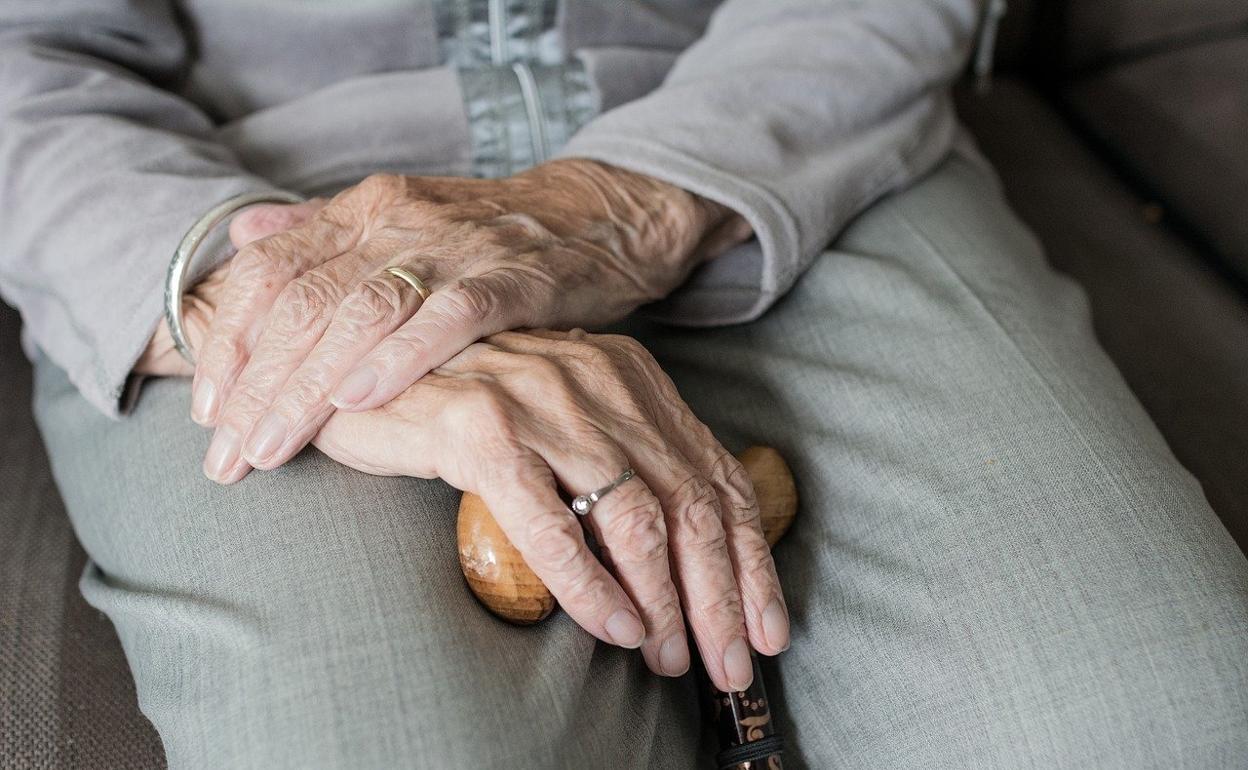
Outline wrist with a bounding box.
[533,159,748,278]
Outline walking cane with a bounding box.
[457,446,796,769]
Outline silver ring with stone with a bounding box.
[571,468,636,516]
[164,190,306,365]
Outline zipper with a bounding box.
[974,0,1007,93]
[489,0,508,65]
[512,62,550,163]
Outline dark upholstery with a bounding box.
[1063,36,1248,283]
[2,2,1247,766]
[0,306,165,769]
[1057,0,1248,71]
[957,80,1248,549]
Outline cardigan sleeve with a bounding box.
[0,0,282,416]
[560,0,982,325]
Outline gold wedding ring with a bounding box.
[384,266,433,302]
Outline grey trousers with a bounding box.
[33,153,1248,769]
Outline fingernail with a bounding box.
[659,635,690,677]
[191,379,218,425]
[723,637,754,692]
[243,413,288,466]
[605,610,645,649]
[203,427,241,482]
[762,599,791,653]
[331,367,378,409]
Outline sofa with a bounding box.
[2,1,1245,765]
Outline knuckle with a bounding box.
[439,278,495,327]
[509,353,566,392]
[605,495,668,565]
[372,332,427,371]
[568,570,616,615]
[274,273,336,332]
[282,373,329,412]
[340,278,406,326]
[648,596,685,628]
[738,538,777,581]
[451,385,517,446]
[712,453,759,528]
[220,387,269,429]
[524,512,587,574]
[691,591,745,628]
[669,476,727,551]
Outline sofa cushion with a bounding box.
[957,79,1248,551]
[1059,1,1248,71]
[1063,36,1248,288]
[0,305,165,769]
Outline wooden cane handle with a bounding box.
[457,446,797,624]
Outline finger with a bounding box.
[690,439,789,657]
[240,266,428,469]
[202,248,379,483]
[606,333,789,656]
[330,270,537,412]
[628,441,753,692]
[486,330,753,688]
[191,209,362,426]
[228,199,329,248]
[479,454,646,650]
[541,432,690,679]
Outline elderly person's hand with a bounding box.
[189,161,751,484]
[310,328,789,692]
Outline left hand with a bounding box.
[134,198,328,378]
[191,160,751,484]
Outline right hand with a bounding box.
[313,329,790,692]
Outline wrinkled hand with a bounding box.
[135,199,328,378]
[188,160,750,484]
[314,329,789,692]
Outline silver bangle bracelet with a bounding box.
[164,190,306,365]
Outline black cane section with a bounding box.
[710,652,785,770]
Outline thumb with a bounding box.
[229,198,328,248]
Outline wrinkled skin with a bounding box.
[175,159,750,486]
[316,328,789,692]
[135,162,785,691]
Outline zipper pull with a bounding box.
[974,0,1008,94]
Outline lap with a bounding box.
[627,150,1248,767]
[33,363,700,769]
[34,151,1248,768]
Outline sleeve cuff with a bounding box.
[556,132,802,327]
[105,186,294,419]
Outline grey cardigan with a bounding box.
[0,0,980,417]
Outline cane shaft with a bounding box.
[710,652,783,769]
[456,446,797,767]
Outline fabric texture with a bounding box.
[0,0,978,417]
[0,304,164,769]
[957,78,1248,550]
[1061,36,1248,286]
[30,153,1248,768]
